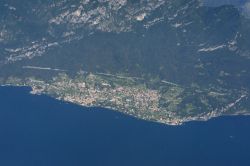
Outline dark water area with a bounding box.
[0,86,250,166]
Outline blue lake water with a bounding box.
[0,86,250,166]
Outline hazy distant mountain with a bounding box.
[1,0,250,125]
[201,0,247,7]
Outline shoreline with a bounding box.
[1,84,250,126]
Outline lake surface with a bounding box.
[0,86,250,166]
